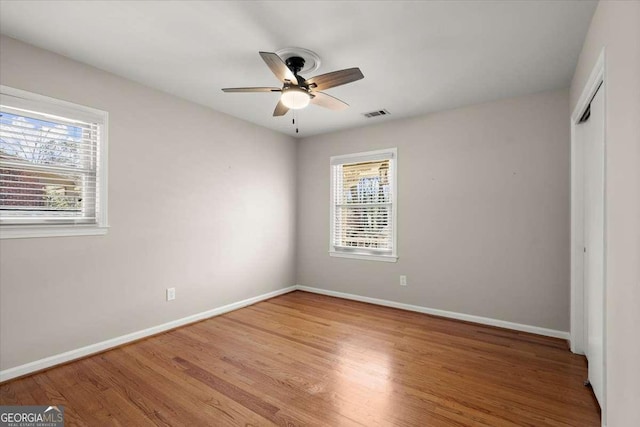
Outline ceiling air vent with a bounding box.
[363,109,390,118]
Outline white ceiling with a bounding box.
[0,1,597,138]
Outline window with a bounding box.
[330,148,397,262]
[0,86,108,239]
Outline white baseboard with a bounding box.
[1,284,571,382]
[0,286,297,383]
[296,285,571,340]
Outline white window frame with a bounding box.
[329,148,398,262]
[0,86,108,239]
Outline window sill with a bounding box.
[0,225,109,239]
[329,251,398,263]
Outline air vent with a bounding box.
[363,109,390,118]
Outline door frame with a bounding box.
[569,48,606,416]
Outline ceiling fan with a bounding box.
[222,52,364,117]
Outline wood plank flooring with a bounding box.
[0,291,600,426]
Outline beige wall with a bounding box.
[297,89,571,331]
[570,2,640,425]
[5,11,637,423]
[0,36,297,371]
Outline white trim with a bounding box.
[570,49,606,354]
[0,225,109,239]
[569,47,607,423]
[98,110,109,229]
[571,51,606,124]
[570,48,605,354]
[0,286,297,382]
[297,285,570,340]
[0,284,572,383]
[329,147,398,262]
[329,251,398,262]
[0,86,108,125]
[329,147,396,165]
[0,86,109,239]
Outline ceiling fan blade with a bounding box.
[222,87,281,93]
[305,68,364,91]
[310,92,349,111]
[273,100,289,116]
[259,51,298,85]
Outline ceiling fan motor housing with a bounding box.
[285,56,306,75]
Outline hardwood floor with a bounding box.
[0,291,600,426]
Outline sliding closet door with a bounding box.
[582,85,605,406]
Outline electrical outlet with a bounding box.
[166,287,176,301]
[400,275,407,286]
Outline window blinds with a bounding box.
[0,103,102,224]
[331,151,395,255]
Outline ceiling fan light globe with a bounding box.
[280,87,310,110]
